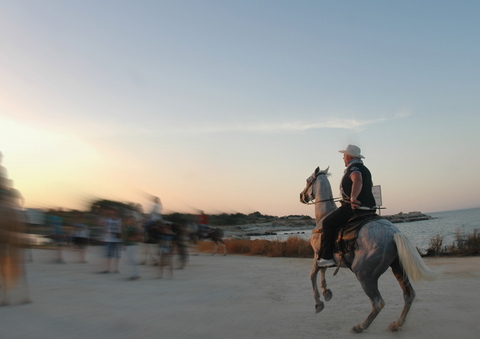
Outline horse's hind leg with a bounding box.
[351,278,385,333]
[388,259,415,331]
[211,241,218,255]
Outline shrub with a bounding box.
[426,234,444,256]
[425,229,480,257]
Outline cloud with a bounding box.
[186,110,413,134]
[186,117,390,134]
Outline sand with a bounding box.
[1,247,479,339]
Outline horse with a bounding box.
[300,166,437,333]
[0,198,31,305]
[200,225,227,256]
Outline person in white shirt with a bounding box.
[101,208,122,273]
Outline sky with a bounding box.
[1,1,479,217]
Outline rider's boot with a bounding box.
[316,257,335,267]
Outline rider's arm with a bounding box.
[350,171,363,209]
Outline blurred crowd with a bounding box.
[0,151,218,306]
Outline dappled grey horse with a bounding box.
[300,167,437,333]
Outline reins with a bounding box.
[301,172,376,209]
[304,197,343,205]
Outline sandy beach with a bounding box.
[1,247,479,339]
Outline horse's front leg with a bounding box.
[310,263,324,313]
[319,267,332,301]
[311,263,332,313]
[220,241,227,256]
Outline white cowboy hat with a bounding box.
[339,144,364,158]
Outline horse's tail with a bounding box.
[394,233,438,282]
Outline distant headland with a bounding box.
[383,211,433,223]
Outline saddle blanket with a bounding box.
[335,213,381,253]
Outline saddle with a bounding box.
[333,213,382,269]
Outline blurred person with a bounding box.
[100,208,122,273]
[7,179,24,209]
[139,196,162,266]
[144,196,162,230]
[6,180,32,262]
[158,224,174,279]
[72,212,90,263]
[48,212,66,263]
[0,155,31,304]
[197,210,210,239]
[0,188,31,305]
[0,151,8,192]
[198,210,209,225]
[123,215,142,280]
[174,223,189,269]
[138,235,159,266]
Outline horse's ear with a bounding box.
[315,166,320,175]
[325,166,330,173]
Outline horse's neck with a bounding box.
[314,177,337,228]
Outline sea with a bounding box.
[250,207,480,253]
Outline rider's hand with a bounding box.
[350,197,361,209]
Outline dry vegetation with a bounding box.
[197,229,480,258]
[197,237,314,258]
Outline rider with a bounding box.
[197,210,212,239]
[144,196,163,228]
[317,145,377,267]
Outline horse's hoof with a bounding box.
[350,324,364,333]
[323,289,332,301]
[315,302,324,313]
[21,299,32,305]
[388,322,400,332]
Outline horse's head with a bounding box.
[299,166,330,204]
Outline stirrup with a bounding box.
[316,258,335,267]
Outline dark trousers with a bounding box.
[320,204,373,259]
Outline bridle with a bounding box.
[300,172,342,205]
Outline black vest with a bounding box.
[341,162,376,208]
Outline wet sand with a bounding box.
[1,247,479,338]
